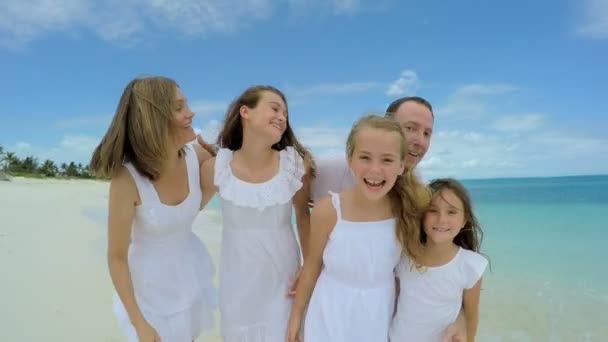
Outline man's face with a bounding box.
[392,101,434,168]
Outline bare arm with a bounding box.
[196,134,217,157]
[463,279,482,342]
[286,197,336,341]
[443,307,468,342]
[293,172,312,261]
[199,157,218,210]
[106,167,146,327]
[193,143,213,167]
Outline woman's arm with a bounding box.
[106,167,146,328]
[293,172,312,260]
[285,197,336,342]
[463,278,482,342]
[193,143,213,167]
[199,157,218,210]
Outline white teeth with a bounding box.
[364,179,384,186]
[433,227,449,232]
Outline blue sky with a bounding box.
[1,0,607,179]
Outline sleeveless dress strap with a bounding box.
[123,163,155,205]
[329,191,343,221]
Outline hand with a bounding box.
[443,321,466,342]
[196,134,217,157]
[285,315,302,342]
[135,320,161,342]
[287,267,302,297]
[307,199,314,209]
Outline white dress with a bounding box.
[303,192,401,342]
[389,248,488,342]
[113,144,217,342]
[214,146,305,342]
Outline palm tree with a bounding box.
[39,160,58,177]
[0,144,7,180]
[0,144,5,169]
[60,163,68,176]
[66,161,79,177]
[21,156,39,173]
[5,152,20,172]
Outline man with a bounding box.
[311,96,433,200]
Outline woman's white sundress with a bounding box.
[303,192,401,342]
[214,146,306,342]
[112,144,217,342]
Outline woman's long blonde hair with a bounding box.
[346,114,431,261]
[90,76,181,180]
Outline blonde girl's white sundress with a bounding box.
[303,191,401,342]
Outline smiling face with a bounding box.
[348,126,405,201]
[171,87,196,146]
[423,189,467,245]
[240,90,288,144]
[392,101,433,167]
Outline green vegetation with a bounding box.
[0,144,93,179]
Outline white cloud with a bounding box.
[291,82,379,101]
[436,83,518,119]
[196,119,222,143]
[532,131,608,157]
[53,115,111,129]
[295,126,349,150]
[0,0,89,49]
[577,0,608,39]
[60,135,99,152]
[454,83,518,96]
[492,114,545,132]
[287,0,367,15]
[386,70,419,96]
[14,142,32,151]
[0,0,380,49]
[190,101,228,116]
[5,135,100,165]
[417,127,608,179]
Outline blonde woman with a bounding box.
[90,76,217,342]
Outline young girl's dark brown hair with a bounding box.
[425,178,483,252]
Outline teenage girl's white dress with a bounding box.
[112,144,217,342]
[303,192,401,342]
[214,146,305,342]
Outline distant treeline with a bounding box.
[0,144,93,179]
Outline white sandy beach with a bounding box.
[0,177,222,342]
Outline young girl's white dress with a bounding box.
[214,146,305,342]
[303,192,401,342]
[112,144,217,342]
[389,247,488,342]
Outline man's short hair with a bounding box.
[385,96,434,119]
